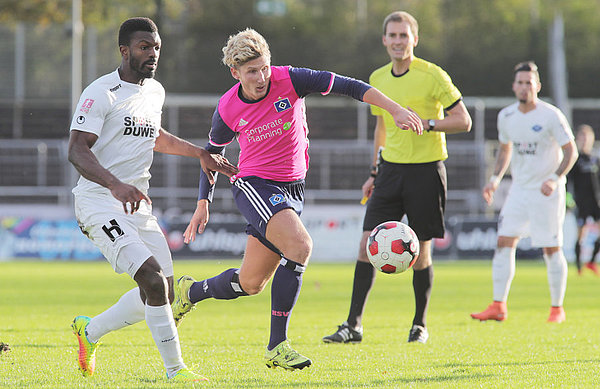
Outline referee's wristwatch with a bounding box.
[427,119,436,132]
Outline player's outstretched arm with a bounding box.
[68,130,151,214]
[361,88,423,134]
[426,102,472,134]
[154,128,238,183]
[183,200,210,243]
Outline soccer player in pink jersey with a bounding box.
[172,28,423,370]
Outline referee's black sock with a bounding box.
[592,239,600,263]
[412,265,433,328]
[575,241,582,271]
[347,261,376,329]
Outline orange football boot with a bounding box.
[547,306,566,323]
[585,262,600,276]
[470,301,507,322]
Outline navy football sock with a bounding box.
[268,258,305,350]
[188,268,247,303]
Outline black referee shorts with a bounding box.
[362,159,447,241]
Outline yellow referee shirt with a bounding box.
[370,57,462,163]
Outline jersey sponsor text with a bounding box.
[245,118,286,143]
[123,116,158,137]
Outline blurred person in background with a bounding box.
[471,61,577,324]
[170,27,423,370]
[323,10,471,345]
[567,124,600,275]
[67,17,237,382]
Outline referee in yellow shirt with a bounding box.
[324,11,472,344]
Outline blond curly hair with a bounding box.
[222,28,271,68]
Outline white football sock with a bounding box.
[544,250,568,306]
[145,304,186,378]
[86,287,145,343]
[492,246,516,302]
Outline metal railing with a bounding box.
[0,137,487,216]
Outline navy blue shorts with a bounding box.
[231,176,305,254]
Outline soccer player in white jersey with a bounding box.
[67,17,237,382]
[471,61,577,323]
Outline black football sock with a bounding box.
[188,268,247,303]
[347,261,376,329]
[592,239,600,263]
[412,266,433,327]
[268,258,305,350]
[575,241,582,271]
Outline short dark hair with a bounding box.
[118,17,158,46]
[382,11,418,37]
[514,61,540,83]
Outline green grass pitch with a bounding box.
[1,259,599,388]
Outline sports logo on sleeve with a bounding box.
[274,97,291,113]
[80,99,95,113]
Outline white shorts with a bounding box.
[497,184,566,247]
[74,193,173,278]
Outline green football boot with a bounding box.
[169,367,209,382]
[71,315,100,377]
[172,275,197,327]
[264,340,312,370]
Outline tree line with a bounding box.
[2,0,599,97]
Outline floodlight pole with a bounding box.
[548,11,571,124]
[71,0,83,117]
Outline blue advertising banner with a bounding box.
[0,206,578,262]
[0,217,102,260]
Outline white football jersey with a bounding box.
[70,69,165,196]
[497,100,574,189]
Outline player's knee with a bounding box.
[242,283,265,296]
[286,236,312,264]
[146,272,168,294]
[239,277,266,296]
[412,254,431,270]
[543,246,561,256]
[136,268,168,303]
[358,232,370,261]
[497,236,518,248]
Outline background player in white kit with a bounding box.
[67,17,237,382]
[471,61,577,324]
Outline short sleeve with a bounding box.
[432,66,462,110]
[550,108,574,146]
[369,72,384,117]
[497,109,510,144]
[70,85,111,136]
